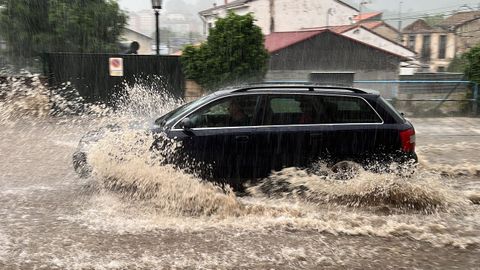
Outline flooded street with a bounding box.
[0,116,479,269]
[1,0,480,268]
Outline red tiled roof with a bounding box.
[302,22,384,34]
[359,21,384,29]
[301,25,356,34]
[264,30,327,53]
[354,12,382,22]
[329,25,357,33]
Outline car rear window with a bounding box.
[263,94,382,125]
[322,96,382,124]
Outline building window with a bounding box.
[438,35,447,59]
[408,35,416,50]
[421,35,431,61]
[437,66,446,72]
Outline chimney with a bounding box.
[213,3,217,7]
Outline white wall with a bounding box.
[273,0,357,32]
[342,27,416,58]
[202,0,358,35]
[122,30,153,55]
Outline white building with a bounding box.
[199,0,359,35]
[120,28,153,55]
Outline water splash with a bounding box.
[2,75,480,251]
[250,167,470,212]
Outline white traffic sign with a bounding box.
[109,57,124,77]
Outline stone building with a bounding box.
[402,11,480,72]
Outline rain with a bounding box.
[1,0,480,269]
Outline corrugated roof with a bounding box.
[354,12,382,22]
[438,11,480,28]
[264,29,409,60]
[265,30,327,53]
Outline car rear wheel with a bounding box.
[331,161,363,180]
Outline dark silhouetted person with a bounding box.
[228,99,248,126]
[298,99,315,124]
[125,41,140,54]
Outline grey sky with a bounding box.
[118,0,480,19]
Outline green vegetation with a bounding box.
[0,0,127,66]
[422,14,444,27]
[463,45,480,83]
[448,44,480,83]
[181,13,269,89]
[447,55,468,73]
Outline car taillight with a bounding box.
[399,128,416,152]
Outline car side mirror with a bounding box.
[180,117,194,130]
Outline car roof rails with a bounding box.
[232,83,368,94]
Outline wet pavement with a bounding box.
[0,117,479,269]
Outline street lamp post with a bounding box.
[151,0,163,55]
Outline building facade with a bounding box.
[353,12,400,42]
[265,30,408,98]
[402,11,480,72]
[199,0,359,35]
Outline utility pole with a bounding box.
[398,1,403,43]
[358,1,369,24]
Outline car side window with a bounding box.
[263,95,322,125]
[262,94,382,125]
[179,95,259,128]
[320,96,382,123]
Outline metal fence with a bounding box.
[42,53,185,105]
[354,80,479,116]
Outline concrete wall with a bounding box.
[395,73,470,115]
[343,27,415,58]
[266,70,398,98]
[273,0,357,33]
[184,80,205,102]
[202,0,358,35]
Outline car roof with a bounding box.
[213,83,380,97]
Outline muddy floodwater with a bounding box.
[1,101,480,269]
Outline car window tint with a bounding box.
[321,96,382,123]
[180,95,259,128]
[263,95,320,125]
[270,98,302,113]
[262,94,382,125]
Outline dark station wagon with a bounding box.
[74,84,417,189]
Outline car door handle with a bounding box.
[235,135,249,142]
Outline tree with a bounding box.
[422,14,444,27]
[0,0,127,60]
[447,55,468,73]
[463,45,480,83]
[181,13,269,89]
